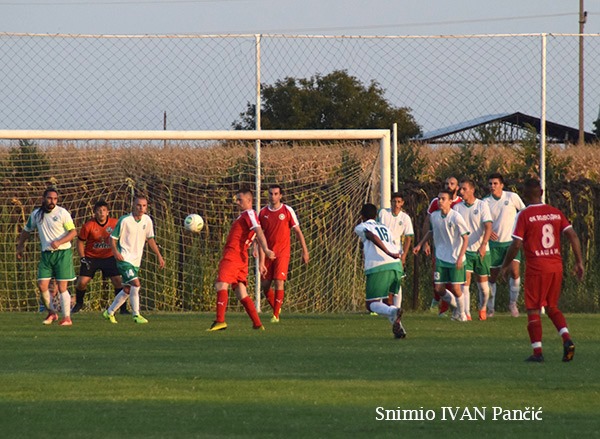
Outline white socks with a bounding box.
[393,286,402,308]
[441,291,457,308]
[477,281,490,310]
[108,289,129,315]
[488,282,497,312]
[129,286,141,315]
[41,290,56,313]
[60,291,71,318]
[509,277,521,304]
[461,285,471,316]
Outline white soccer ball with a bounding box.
[184,214,204,233]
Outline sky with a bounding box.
[1,0,600,36]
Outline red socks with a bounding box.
[274,290,284,318]
[266,288,275,310]
[527,313,543,356]
[216,290,228,323]
[241,296,262,327]
[546,307,570,342]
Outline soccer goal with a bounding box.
[0,129,390,313]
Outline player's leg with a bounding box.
[234,281,263,330]
[523,274,544,362]
[73,275,92,313]
[461,254,475,321]
[508,258,522,317]
[38,271,59,324]
[475,251,491,320]
[207,280,230,331]
[105,257,129,315]
[365,270,404,337]
[54,250,76,325]
[126,278,147,324]
[272,279,285,322]
[542,271,575,361]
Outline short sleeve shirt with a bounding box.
[221,209,261,263]
[377,209,414,251]
[24,206,75,252]
[258,204,299,258]
[453,199,492,252]
[79,217,118,259]
[484,191,526,244]
[429,209,470,264]
[354,219,402,274]
[111,213,155,267]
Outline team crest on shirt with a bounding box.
[279,213,285,220]
[143,225,146,229]
[52,216,59,222]
[474,209,479,215]
[504,200,509,205]
[106,227,113,233]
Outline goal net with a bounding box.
[0,129,389,313]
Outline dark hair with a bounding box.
[360,203,378,220]
[438,189,453,198]
[391,192,404,200]
[488,173,504,184]
[524,178,541,190]
[460,178,476,189]
[93,199,109,211]
[238,187,254,198]
[37,187,58,222]
[269,184,283,194]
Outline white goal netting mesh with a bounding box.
[1,139,380,313]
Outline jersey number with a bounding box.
[374,226,390,243]
[541,224,555,249]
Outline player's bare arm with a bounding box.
[564,227,585,280]
[500,238,522,277]
[254,227,276,260]
[110,236,124,262]
[147,238,165,269]
[479,221,492,258]
[413,230,432,255]
[50,229,77,250]
[364,230,400,259]
[456,233,469,270]
[293,226,310,264]
[16,229,31,260]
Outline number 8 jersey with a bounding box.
[511,203,572,274]
[354,219,402,274]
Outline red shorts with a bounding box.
[262,255,290,281]
[216,257,248,286]
[524,270,563,310]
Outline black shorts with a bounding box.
[79,256,120,279]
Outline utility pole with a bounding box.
[579,0,587,145]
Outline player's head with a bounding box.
[437,189,453,212]
[390,192,405,213]
[132,195,148,218]
[523,178,543,204]
[41,187,58,212]
[459,178,476,202]
[444,177,459,197]
[268,184,283,207]
[93,199,110,222]
[488,173,505,197]
[37,187,58,221]
[360,203,378,221]
[236,188,254,211]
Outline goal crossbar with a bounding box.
[0,129,391,207]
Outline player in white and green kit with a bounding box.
[16,188,77,326]
[377,192,414,308]
[102,195,165,324]
[483,173,525,317]
[414,190,470,321]
[355,203,406,338]
[454,179,493,321]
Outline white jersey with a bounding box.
[453,199,492,252]
[483,191,525,244]
[429,209,470,264]
[377,208,414,251]
[111,213,155,267]
[354,219,402,274]
[24,206,75,252]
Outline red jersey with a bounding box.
[512,203,572,274]
[78,217,118,259]
[427,196,463,214]
[221,209,260,263]
[258,204,300,258]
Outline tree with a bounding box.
[233,70,421,141]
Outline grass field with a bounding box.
[1,311,599,438]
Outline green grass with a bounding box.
[1,312,599,438]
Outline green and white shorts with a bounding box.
[116,261,140,284]
[464,250,491,276]
[434,258,466,284]
[38,249,76,281]
[365,269,403,301]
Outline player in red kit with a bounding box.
[258,184,309,323]
[207,188,276,331]
[501,179,584,363]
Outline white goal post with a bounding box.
[1,129,391,313]
[0,129,391,207]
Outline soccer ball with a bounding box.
[184,214,204,233]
